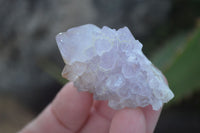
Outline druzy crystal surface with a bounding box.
[56,24,174,110]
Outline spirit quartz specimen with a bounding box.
[56,24,174,110]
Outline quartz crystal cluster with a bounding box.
[56,24,174,110]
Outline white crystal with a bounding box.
[56,24,174,110]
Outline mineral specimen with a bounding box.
[56,24,174,110]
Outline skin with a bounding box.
[19,82,162,133]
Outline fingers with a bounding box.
[94,101,117,121]
[51,82,93,132]
[20,105,72,133]
[109,108,146,133]
[20,82,93,133]
[20,82,162,133]
[141,105,162,133]
[80,101,116,133]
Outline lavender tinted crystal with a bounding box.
[56,24,174,110]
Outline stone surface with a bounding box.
[0,0,97,109]
[56,24,174,110]
[93,0,171,38]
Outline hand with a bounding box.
[20,82,161,133]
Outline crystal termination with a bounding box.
[56,24,174,110]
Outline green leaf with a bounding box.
[151,26,200,103]
[37,60,68,85]
[151,33,187,71]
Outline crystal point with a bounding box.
[56,24,174,110]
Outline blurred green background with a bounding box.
[0,0,200,132]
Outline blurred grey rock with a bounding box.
[0,0,97,109]
[93,0,171,38]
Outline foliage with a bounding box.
[151,25,200,103]
[38,60,68,85]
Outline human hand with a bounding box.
[20,82,161,133]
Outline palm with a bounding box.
[20,83,161,133]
